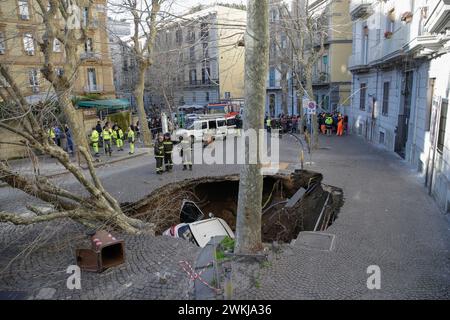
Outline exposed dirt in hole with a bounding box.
[124,170,344,243]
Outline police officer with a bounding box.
[154,134,165,174]
[266,117,272,133]
[127,125,135,155]
[102,124,112,156]
[163,132,173,172]
[90,127,100,157]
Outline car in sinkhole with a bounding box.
[162,200,235,248]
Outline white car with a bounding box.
[163,200,235,247]
[175,117,234,143]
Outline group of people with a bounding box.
[90,121,138,157]
[265,114,302,134]
[153,133,193,174]
[48,124,74,154]
[318,112,348,136]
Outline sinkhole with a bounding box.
[125,170,344,243]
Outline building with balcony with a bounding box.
[107,18,138,109]
[348,0,450,212]
[0,0,115,100]
[146,5,246,109]
[291,0,353,113]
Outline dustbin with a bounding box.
[76,230,125,272]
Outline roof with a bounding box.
[76,99,130,110]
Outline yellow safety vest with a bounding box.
[102,129,111,140]
[91,130,99,142]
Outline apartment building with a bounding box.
[0,0,115,100]
[146,5,246,108]
[348,0,450,211]
[107,18,137,107]
[266,0,295,116]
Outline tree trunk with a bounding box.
[135,64,152,147]
[235,0,269,254]
[304,66,319,148]
[280,70,289,115]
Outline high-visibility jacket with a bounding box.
[127,129,135,143]
[180,139,191,151]
[325,117,333,125]
[266,119,272,127]
[48,128,56,139]
[102,129,111,140]
[90,130,99,142]
[112,128,124,140]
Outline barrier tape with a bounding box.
[179,260,221,293]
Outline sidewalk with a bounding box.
[3,143,152,179]
[236,134,450,299]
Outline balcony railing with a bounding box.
[424,0,450,33]
[350,0,373,20]
[84,85,103,93]
[80,52,101,61]
[312,72,329,84]
[183,79,219,87]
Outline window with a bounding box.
[208,120,217,129]
[217,120,225,127]
[175,28,182,43]
[85,38,93,52]
[205,92,210,102]
[190,46,195,61]
[269,67,276,87]
[437,99,449,153]
[82,7,89,27]
[387,9,395,33]
[189,69,197,84]
[201,66,210,84]
[193,92,196,102]
[201,122,208,130]
[202,42,208,58]
[224,92,231,99]
[270,9,278,22]
[382,82,390,116]
[359,83,367,110]
[0,31,5,54]
[18,0,30,20]
[87,68,97,90]
[23,33,34,55]
[200,23,209,40]
[379,131,385,144]
[362,26,369,64]
[187,28,195,43]
[29,69,39,86]
[281,34,287,49]
[53,39,61,52]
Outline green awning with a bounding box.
[76,99,130,111]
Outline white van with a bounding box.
[175,117,228,143]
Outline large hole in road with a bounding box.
[124,170,344,243]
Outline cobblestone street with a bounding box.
[0,134,449,299]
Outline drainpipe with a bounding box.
[411,62,421,163]
[429,97,442,196]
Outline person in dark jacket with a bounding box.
[163,132,174,172]
[154,134,165,174]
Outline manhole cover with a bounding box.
[293,231,335,251]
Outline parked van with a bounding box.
[175,117,229,143]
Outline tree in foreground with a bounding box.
[234,0,269,255]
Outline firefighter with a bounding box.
[179,134,192,171]
[112,125,124,151]
[90,127,100,157]
[102,124,112,156]
[127,125,135,155]
[163,132,173,172]
[154,134,165,174]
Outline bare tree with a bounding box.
[235,0,269,254]
[278,0,328,146]
[121,0,164,147]
[0,1,152,233]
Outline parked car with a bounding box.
[174,117,230,143]
[163,200,235,247]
